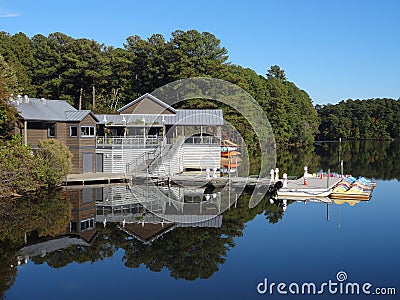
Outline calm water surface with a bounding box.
[1,141,399,299]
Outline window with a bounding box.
[80,218,94,231]
[70,221,78,232]
[70,126,78,137]
[81,125,95,137]
[48,123,56,137]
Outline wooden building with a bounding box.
[12,96,99,174]
[12,93,223,176]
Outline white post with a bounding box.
[235,155,238,177]
[24,120,28,146]
[304,166,308,186]
[212,167,218,178]
[142,116,146,148]
[275,168,279,181]
[270,169,275,184]
[283,173,288,187]
[206,168,211,179]
[340,160,344,177]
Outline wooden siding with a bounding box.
[23,113,98,174]
[79,115,97,147]
[96,148,151,173]
[25,127,48,147]
[119,97,174,115]
[183,144,221,170]
[56,122,67,145]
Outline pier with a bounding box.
[64,172,342,193]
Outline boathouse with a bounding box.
[96,93,223,175]
[12,96,99,174]
[12,93,223,175]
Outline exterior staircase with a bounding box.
[125,137,184,179]
[148,137,185,177]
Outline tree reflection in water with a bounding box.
[0,141,397,298]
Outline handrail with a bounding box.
[125,143,163,177]
[184,136,221,145]
[96,136,162,148]
[148,137,185,174]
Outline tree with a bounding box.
[0,136,39,197]
[36,139,72,187]
[267,65,286,81]
[0,55,20,140]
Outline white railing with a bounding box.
[96,136,163,148]
[184,136,221,145]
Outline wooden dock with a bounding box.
[64,172,128,185]
[63,172,343,198]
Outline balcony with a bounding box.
[96,136,163,149]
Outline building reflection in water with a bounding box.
[19,183,234,261]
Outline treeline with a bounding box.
[0,30,319,146]
[316,98,400,140]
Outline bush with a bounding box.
[0,136,39,196]
[36,139,72,187]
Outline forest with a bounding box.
[0,29,399,147]
[0,30,319,147]
[316,98,400,140]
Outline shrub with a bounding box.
[36,139,72,187]
[0,136,39,196]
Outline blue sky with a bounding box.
[1,0,399,104]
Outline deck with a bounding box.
[64,172,128,185]
[64,172,343,196]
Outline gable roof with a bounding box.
[13,98,99,122]
[117,93,177,114]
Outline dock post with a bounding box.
[282,173,288,187]
[327,168,330,188]
[326,204,330,221]
[340,160,344,177]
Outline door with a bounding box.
[96,153,103,173]
[82,153,94,173]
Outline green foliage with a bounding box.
[317,98,400,140]
[267,65,287,81]
[0,137,72,196]
[0,30,319,146]
[0,54,20,140]
[0,136,39,197]
[36,139,72,187]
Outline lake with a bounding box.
[1,141,399,299]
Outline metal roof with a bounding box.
[117,93,177,114]
[65,110,97,122]
[13,98,99,122]
[176,109,223,125]
[97,109,223,126]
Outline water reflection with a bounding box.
[1,141,397,299]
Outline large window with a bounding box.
[48,123,56,137]
[81,125,95,137]
[70,126,78,137]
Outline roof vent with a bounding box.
[23,95,30,103]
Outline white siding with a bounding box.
[96,148,152,173]
[183,145,220,170]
